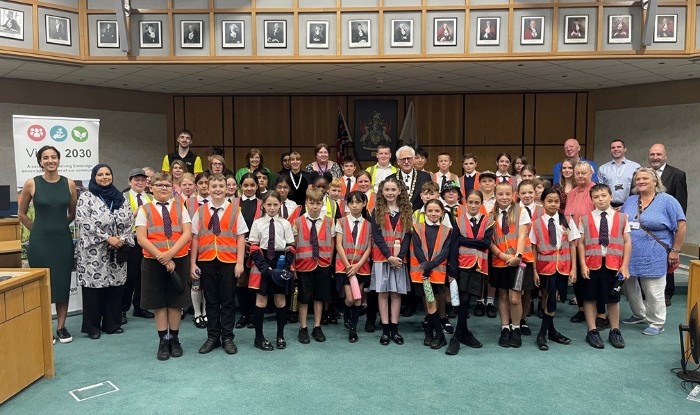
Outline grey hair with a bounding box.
[573,160,594,174]
[396,145,416,158]
[631,167,666,194]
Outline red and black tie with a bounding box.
[208,207,221,236]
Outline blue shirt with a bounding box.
[597,158,641,204]
[552,157,597,184]
[620,192,685,277]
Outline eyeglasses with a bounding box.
[398,157,414,163]
[210,162,223,167]
[153,184,173,189]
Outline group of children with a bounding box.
[134,149,631,361]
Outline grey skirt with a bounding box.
[370,262,410,294]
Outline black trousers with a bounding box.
[665,272,675,298]
[199,259,237,340]
[82,285,124,335]
[122,242,144,312]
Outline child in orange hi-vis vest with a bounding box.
[517,179,545,337]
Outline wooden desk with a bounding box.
[689,261,700,365]
[0,268,54,404]
[0,219,21,268]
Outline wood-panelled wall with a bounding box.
[169,92,593,177]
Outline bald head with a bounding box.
[564,139,581,159]
[649,144,667,170]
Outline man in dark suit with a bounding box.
[267,22,284,43]
[352,22,368,44]
[101,22,117,44]
[649,143,687,306]
[395,145,431,211]
[394,22,410,43]
[184,24,200,44]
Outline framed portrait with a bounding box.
[564,15,588,44]
[181,20,203,48]
[140,21,162,48]
[222,20,244,48]
[264,20,286,48]
[434,18,456,46]
[96,20,119,48]
[520,16,544,45]
[609,15,631,44]
[349,19,371,48]
[476,17,499,46]
[307,20,329,49]
[45,15,71,46]
[391,19,412,47]
[0,8,23,40]
[654,14,677,43]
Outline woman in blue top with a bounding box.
[619,167,685,336]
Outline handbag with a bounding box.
[638,203,679,273]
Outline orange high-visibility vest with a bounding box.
[532,216,571,275]
[433,172,458,188]
[371,212,407,262]
[365,191,375,212]
[457,214,493,275]
[491,207,534,267]
[196,203,241,263]
[581,211,627,271]
[409,222,449,284]
[294,215,333,272]
[478,200,495,216]
[142,201,190,258]
[335,217,371,276]
[459,172,480,195]
[341,177,358,196]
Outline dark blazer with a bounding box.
[396,169,431,211]
[660,164,687,214]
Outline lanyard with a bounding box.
[611,161,626,184]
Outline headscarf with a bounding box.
[278,152,291,175]
[89,164,125,211]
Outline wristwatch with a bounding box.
[516,253,523,259]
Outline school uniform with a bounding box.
[341,175,357,197]
[489,206,535,291]
[459,172,479,195]
[433,172,458,192]
[520,201,544,223]
[293,213,335,304]
[410,220,451,297]
[370,209,411,294]
[280,198,298,220]
[455,212,494,298]
[122,189,153,317]
[481,194,496,215]
[191,200,248,342]
[335,215,371,285]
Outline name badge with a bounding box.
[629,222,640,230]
[615,184,624,190]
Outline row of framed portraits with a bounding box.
[0,8,74,46]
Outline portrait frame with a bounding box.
[264,20,287,48]
[608,15,632,44]
[0,8,24,40]
[520,16,544,45]
[434,18,457,47]
[96,20,119,48]
[222,20,245,48]
[181,20,203,48]
[391,19,413,47]
[564,15,588,44]
[45,15,71,46]
[348,19,371,48]
[476,17,499,46]
[140,20,162,49]
[307,20,329,49]
[654,14,677,43]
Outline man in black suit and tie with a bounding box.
[352,22,368,44]
[395,145,431,211]
[649,143,687,306]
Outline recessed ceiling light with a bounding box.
[79,78,84,81]
[376,86,380,89]
[598,84,603,86]
[517,64,524,67]
[198,78,203,81]
[659,62,665,65]
[688,74,693,77]
[379,66,386,68]
[268,87,273,90]
[562,75,567,78]
[110,67,116,70]
[438,76,443,79]
[161,88,166,90]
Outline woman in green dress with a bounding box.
[18,145,77,344]
[235,148,273,185]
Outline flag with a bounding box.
[336,106,352,164]
[399,100,417,148]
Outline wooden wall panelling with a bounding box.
[533,145,565,177]
[575,92,588,146]
[408,95,464,147]
[586,95,595,160]
[172,96,185,153]
[465,94,523,145]
[234,146,291,175]
[234,96,291,147]
[534,93,577,145]
[470,146,526,173]
[0,293,5,323]
[523,93,535,145]
[184,96,224,147]
[347,95,405,147]
[225,147,235,172]
[290,96,347,147]
[423,145,464,176]
[223,96,234,147]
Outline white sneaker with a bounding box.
[56,327,73,343]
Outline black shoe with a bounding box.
[596,317,611,331]
[194,316,207,329]
[424,333,434,346]
[56,327,73,344]
[520,319,531,336]
[364,317,376,333]
[486,303,497,318]
[349,328,358,343]
[276,337,286,350]
[379,334,390,346]
[510,328,522,348]
[312,326,326,342]
[548,331,571,345]
[235,315,248,329]
[246,316,255,329]
[288,312,298,324]
[430,335,447,349]
[498,328,511,348]
[222,339,238,354]
[199,338,222,354]
[446,306,457,319]
[88,332,101,340]
[459,331,483,348]
[474,302,485,317]
[570,310,585,323]
[254,338,274,351]
[170,338,183,357]
[401,305,414,318]
[527,302,534,317]
[537,334,549,351]
[665,296,671,307]
[320,313,329,326]
[445,337,460,355]
[537,305,544,319]
[298,327,310,344]
[157,339,170,361]
[121,312,127,325]
[609,328,625,349]
[586,329,605,349]
[113,328,124,334]
[328,314,339,325]
[133,309,154,319]
[392,332,404,345]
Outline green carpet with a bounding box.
[2,297,699,414]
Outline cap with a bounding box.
[128,168,147,179]
[479,170,497,181]
[440,180,462,197]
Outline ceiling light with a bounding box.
[198,78,203,81]
[562,75,567,78]
[317,78,322,80]
[379,66,385,68]
[658,62,665,65]
[110,67,116,70]
[438,76,443,79]
[485,85,490,88]
[79,78,84,81]
[517,64,524,67]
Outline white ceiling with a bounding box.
[1,56,699,94]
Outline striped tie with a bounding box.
[283,203,288,219]
[136,193,143,207]
[548,218,557,247]
[352,220,359,244]
[157,202,172,239]
[208,207,221,236]
[599,212,609,247]
[267,218,275,260]
[309,219,319,260]
[501,210,509,235]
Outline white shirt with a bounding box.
[482,194,496,214]
[281,198,298,217]
[578,207,631,256]
[437,172,452,191]
[497,205,530,228]
[529,213,580,248]
[190,200,249,236]
[135,199,192,227]
[519,201,537,218]
[656,163,667,178]
[196,195,209,205]
[415,206,453,228]
[370,164,396,192]
[249,214,295,251]
[496,173,512,182]
[240,194,257,202]
[463,172,476,178]
[335,215,365,235]
[294,213,336,238]
[399,169,413,187]
[343,175,356,188]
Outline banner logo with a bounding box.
[27,125,46,141]
[50,125,68,142]
[71,126,89,142]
